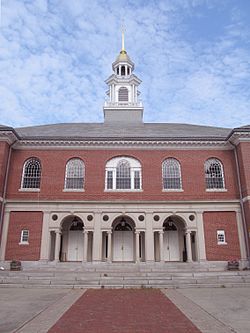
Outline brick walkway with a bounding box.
[48,289,201,333]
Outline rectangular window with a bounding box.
[217,230,226,244]
[107,171,113,190]
[20,230,29,244]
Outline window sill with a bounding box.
[206,189,227,192]
[217,242,227,245]
[104,189,143,192]
[63,189,85,192]
[162,189,184,192]
[19,188,40,192]
[19,242,29,245]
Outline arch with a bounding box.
[162,158,182,190]
[21,157,41,189]
[205,158,225,189]
[61,215,84,230]
[118,87,128,101]
[112,215,135,230]
[64,158,85,189]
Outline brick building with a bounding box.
[0,41,250,268]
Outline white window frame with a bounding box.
[64,158,85,191]
[20,158,41,191]
[105,157,142,191]
[205,158,226,191]
[19,229,29,245]
[217,230,227,245]
[162,158,183,191]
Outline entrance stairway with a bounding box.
[0,262,250,289]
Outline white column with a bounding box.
[109,86,112,102]
[82,230,88,263]
[145,213,154,262]
[119,65,121,76]
[125,66,128,76]
[107,230,112,262]
[54,229,62,262]
[185,230,193,262]
[236,210,247,261]
[92,213,102,262]
[135,230,140,263]
[135,86,138,102]
[159,230,164,262]
[132,85,135,103]
[112,84,115,102]
[40,212,50,261]
[0,211,10,261]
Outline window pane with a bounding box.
[205,159,225,189]
[163,159,181,189]
[22,158,41,189]
[107,171,113,190]
[134,170,141,189]
[65,159,84,189]
[116,160,131,189]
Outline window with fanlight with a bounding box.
[205,158,225,190]
[105,156,142,191]
[64,158,85,190]
[162,158,182,190]
[21,158,41,189]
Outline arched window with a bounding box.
[21,158,41,189]
[65,158,85,190]
[162,158,182,190]
[105,157,141,190]
[118,87,128,102]
[205,158,225,189]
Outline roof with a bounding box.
[14,123,232,141]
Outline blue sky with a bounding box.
[0,0,250,128]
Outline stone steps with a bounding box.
[1,268,250,289]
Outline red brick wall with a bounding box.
[243,201,250,241]
[0,142,10,197]
[203,211,241,261]
[5,211,43,261]
[6,149,239,201]
[236,142,250,198]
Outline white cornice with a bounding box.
[0,131,18,145]
[228,132,250,145]
[13,139,232,150]
[242,196,250,203]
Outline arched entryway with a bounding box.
[61,216,85,262]
[112,216,135,262]
[162,217,183,261]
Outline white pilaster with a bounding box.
[145,213,154,262]
[107,230,112,262]
[54,229,61,262]
[196,212,206,261]
[135,230,140,263]
[39,212,50,261]
[185,230,193,262]
[82,230,88,262]
[159,230,164,262]
[0,211,10,261]
[236,210,247,260]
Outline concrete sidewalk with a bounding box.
[0,287,249,333]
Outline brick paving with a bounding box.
[48,289,201,333]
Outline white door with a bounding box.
[113,231,134,261]
[163,231,180,261]
[68,231,84,261]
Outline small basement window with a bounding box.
[20,230,29,244]
[217,230,226,245]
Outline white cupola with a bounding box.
[103,30,143,123]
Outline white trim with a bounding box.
[206,189,228,192]
[104,189,143,192]
[242,196,250,203]
[63,189,85,192]
[14,140,232,150]
[19,188,40,192]
[162,189,184,192]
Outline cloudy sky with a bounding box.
[0,0,250,128]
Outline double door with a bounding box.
[113,231,134,261]
[163,230,180,261]
[68,231,84,261]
